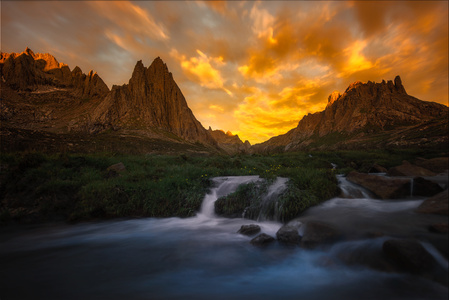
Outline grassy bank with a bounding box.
[0,149,446,225]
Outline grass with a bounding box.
[0,148,446,225]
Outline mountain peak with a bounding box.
[149,56,169,73]
[327,91,341,107]
[394,75,406,94]
[24,47,35,56]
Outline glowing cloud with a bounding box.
[171,49,232,96]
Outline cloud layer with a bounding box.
[2,1,447,144]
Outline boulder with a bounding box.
[250,233,275,247]
[300,221,340,249]
[412,177,444,197]
[276,225,301,245]
[106,162,126,177]
[382,239,437,274]
[429,223,449,234]
[415,189,448,215]
[346,171,410,199]
[414,157,449,174]
[237,224,261,236]
[368,164,388,173]
[387,160,436,177]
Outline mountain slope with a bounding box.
[89,58,216,146]
[0,49,220,153]
[0,48,109,98]
[207,127,251,154]
[253,76,448,152]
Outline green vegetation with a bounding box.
[0,148,446,225]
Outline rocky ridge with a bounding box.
[0,48,230,152]
[89,58,217,146]
[253,76,448,152]
[1,48,109,98]
[208,127,251,154]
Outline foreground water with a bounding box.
[0,176,447,299]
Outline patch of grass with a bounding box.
[1,148,446,225]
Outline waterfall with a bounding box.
[257,177,289,221]
[338,175,374,199]
[198,176,261,218]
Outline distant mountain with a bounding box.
[0,48,109,98]
[207,127,251,154]
[253,76,448,152]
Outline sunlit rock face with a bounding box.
[0,48,109,98]
[208,127,251,154]
[90,57,217,146]
[253,76,449,152]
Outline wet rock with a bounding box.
[276,225,301,245]
[382,239,437,274]
[412,177,444,197]
[346,171,410,199]
[414,157,449,174]
[250,233,275,247]
[106,162,126,177]
[387,160,436,177]
[415,189,448,215]
[429,223,449,234]
[237,224,261,236]
[368,164,388,173]
[300,221,340,249]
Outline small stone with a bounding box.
[276,225,301,245]
[250,233,275,247]
[237,224,261,236]
[106,162,126,178]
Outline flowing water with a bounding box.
[0,175,447,299]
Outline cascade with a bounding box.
[337,175,374,199]
[257,177,289,221]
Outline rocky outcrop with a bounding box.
[414,157,449,174]
[208,127,251,154]
[415,189,448,215]
[0,48,108,98]
[0,48,109,98]
[368,164,388,173]
[382,239,438,274]
[387,161,436,177]
[346,171,411,199]
[254,76,449,152]
[412,177,444,197]
[90,58,216,145]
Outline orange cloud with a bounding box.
[170,49,232,96]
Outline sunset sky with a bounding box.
[2,1,448,144]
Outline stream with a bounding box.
[0,175,448,299]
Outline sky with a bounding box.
[2,1,448,144]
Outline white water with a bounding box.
[0,175,447,300]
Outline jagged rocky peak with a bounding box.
[326,91,341,107]
[0,48,109,97]
[253,75,448,152]
[207,126,251,154]
[91,56,217,146]
[394,75,406,94]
